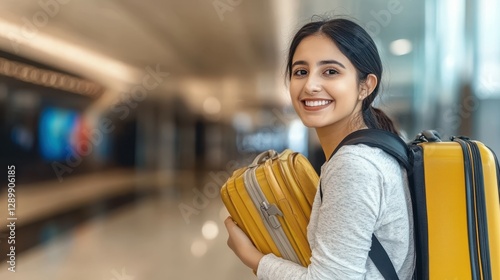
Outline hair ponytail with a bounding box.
[363,106,398,134]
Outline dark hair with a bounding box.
[286,18,398,134]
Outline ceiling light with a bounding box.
[190,239,207,257]
[389,39,413,56]
[201,220,219,240]
[203,97,221,115]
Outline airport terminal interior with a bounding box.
[0,0,499,279]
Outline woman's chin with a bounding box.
[301,120,323,129]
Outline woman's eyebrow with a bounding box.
[291,60,308,68]
[291,60,346,69]
[318,60,346,69]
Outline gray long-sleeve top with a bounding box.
[257,144,415,279]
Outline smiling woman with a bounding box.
[224,18,416,280]
[288,34,368,142]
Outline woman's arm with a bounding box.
[225,149,384,279]
[224,217,264,271]
[224,217,308,278]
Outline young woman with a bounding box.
[224,18,415,279]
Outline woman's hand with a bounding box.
[224,216,264,271]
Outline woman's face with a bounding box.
[289,33,366,130]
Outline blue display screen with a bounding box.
[39,107,80,161]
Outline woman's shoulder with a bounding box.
[321,144,402,177]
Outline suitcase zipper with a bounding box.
[468,141,492,280]
[244,167,301,264]
[454,137,481,280]
[261,201,282,229]
[452,137,481,280]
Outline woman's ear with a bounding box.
[359,74,378,100]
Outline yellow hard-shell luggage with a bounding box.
[414,137,500,279]
[334,129,500,280]
[220,149,318,267]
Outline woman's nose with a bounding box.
[304,76,321,95]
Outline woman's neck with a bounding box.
[316,120,368,160]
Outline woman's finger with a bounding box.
[224,216,235,230]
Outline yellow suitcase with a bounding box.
[220,149,319,267]
[413,137,500,279]
[334,129,500,280]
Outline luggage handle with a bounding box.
[251,150,278,167]
[413,130,442,143]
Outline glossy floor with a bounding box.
[0,190,255,280]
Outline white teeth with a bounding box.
[304,100,332,107]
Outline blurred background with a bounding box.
[0,0,499,279]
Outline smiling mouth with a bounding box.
[303,100,333,107]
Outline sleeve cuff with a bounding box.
[256,253,277,279]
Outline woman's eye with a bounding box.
[324,69,338,75]
[294,69,307,76]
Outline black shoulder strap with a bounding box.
[370,235,401,280]
[329,129,410,170]
[321,129,410,280]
